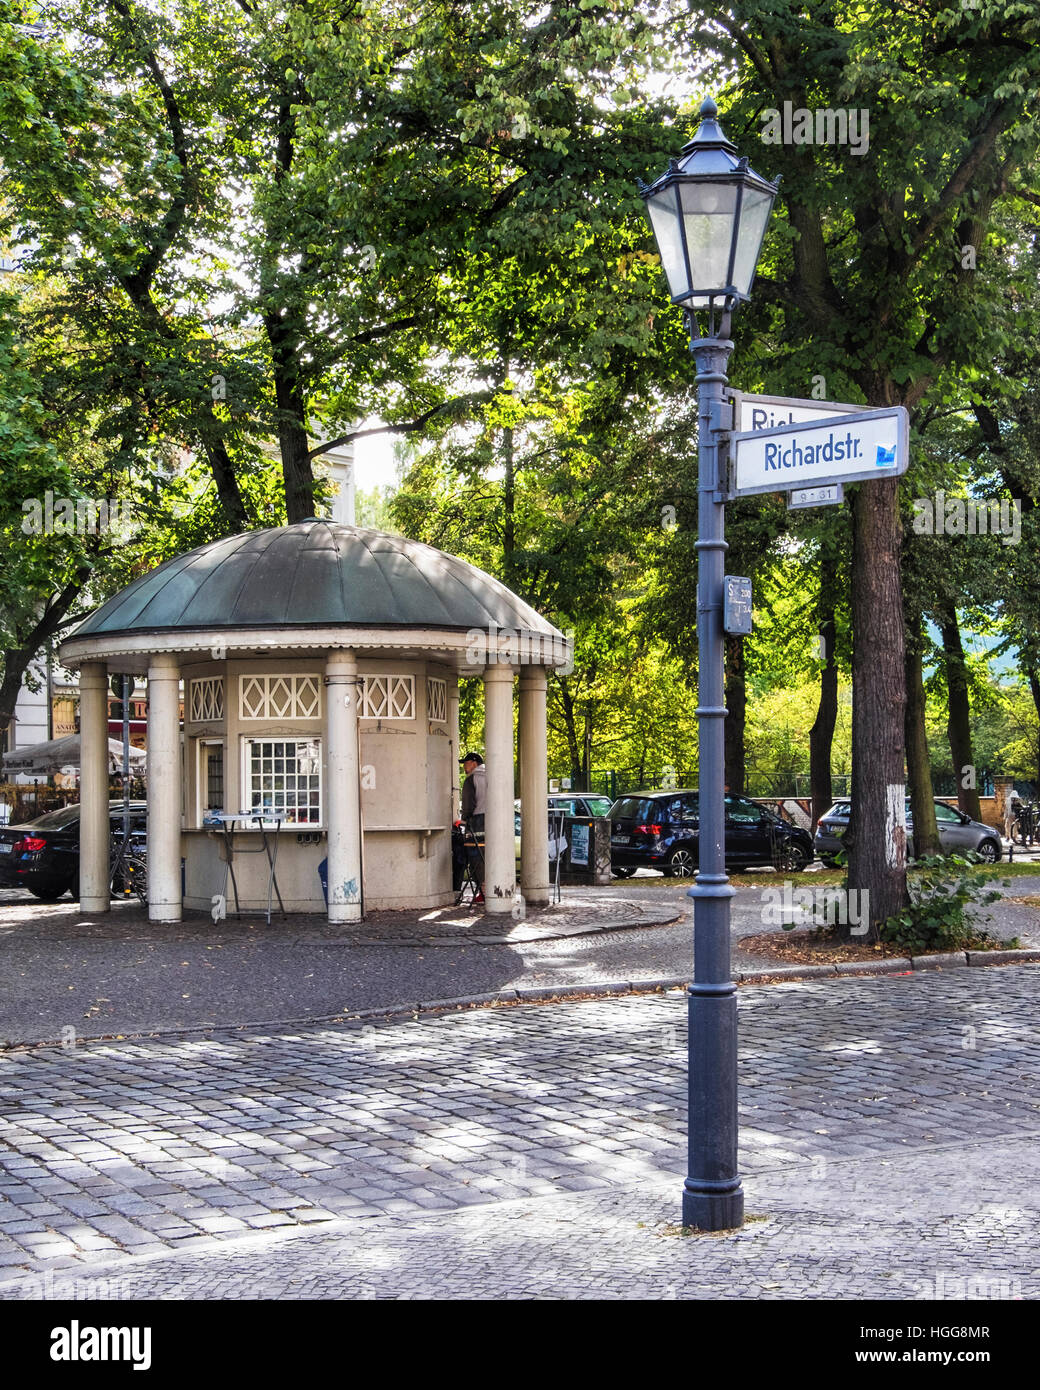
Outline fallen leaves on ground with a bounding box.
[738,930,890,963]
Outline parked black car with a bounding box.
[0,801,147,900]
[609,789,814,877]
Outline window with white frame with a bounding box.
[426,677,447,723]
[360,674,414,720]
[243,738,322,824]
[190,677,224,723]
[239,674,321,720]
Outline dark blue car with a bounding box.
[609,789,814,877]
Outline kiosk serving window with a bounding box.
[198,739,225,818]
[243,738,322,824]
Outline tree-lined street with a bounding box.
[3,0,1040,1326]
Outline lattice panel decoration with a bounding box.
[360,674,415,720]
[239,674,321,721]
[426,677,447,723]
[189,677,225,723]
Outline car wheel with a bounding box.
[976,839,1000,864]
[666,846,696,878]
[784,843,812,872]
[29,882,70,901]
[612,866,636,878]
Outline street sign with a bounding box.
[788,482,844,510]
[731,406,909,499]
[726,390,865,434]
[110,674,136,700]
[723,576,752,635]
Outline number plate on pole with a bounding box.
[788,483,844,509]
[723,576,752,636]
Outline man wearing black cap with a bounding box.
[460,752,487,904]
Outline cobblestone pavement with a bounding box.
[1,965,1039,1295]
[8,1138,1034,1300]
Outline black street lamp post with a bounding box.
[640,98,779,1231]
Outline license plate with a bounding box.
[611,835,630,845]
[0,842,11,854]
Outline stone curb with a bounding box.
[5,952,1040,1055]
[834,958,912,976]
[910,951,968,970]
[967,947,1040,966]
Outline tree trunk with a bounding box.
[939,605,981,820]
[582,705,593,791]
[276,399,315,523]
[503,421,515,589]
[846,477,908,940]
[501,347,516,592]
[266,310,315,523]
[0,569,93,748]
[198,433,250,533]
[808,608,837,831]
[1029,668,1040,791]
[0,654,31,752]
[555,680,582,786]
[724,635,746,795]
[904,613,940,859]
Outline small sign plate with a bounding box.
[724,576,753,636]
[788,483,844,509]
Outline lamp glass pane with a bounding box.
[678,181,738,296]
[730,186,775,297]
[645,187,689,301]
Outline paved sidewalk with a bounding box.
[4,876,1039,1047]
[0,887,679,947]
[10,1138,1035,1300]
[0,889,684,1047]
[2,965,1039,1297]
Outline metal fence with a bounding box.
[0,781,123,825]
[553,769,1023,804]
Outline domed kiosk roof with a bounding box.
[60,520,569,673]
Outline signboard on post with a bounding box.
[731,406,909,499]
[727,390,865,435]
[569,821,590,868]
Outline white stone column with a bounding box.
[147,654,182,922]
[78,661,110,912]
[519,667,550,906]
[326,650,362,923]
[483,664,515,914]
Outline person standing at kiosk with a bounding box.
[460,751,487,904]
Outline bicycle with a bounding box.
[1012,801,1037,848]
[109,831,148,905]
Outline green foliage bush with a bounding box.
[881,854,1012,954]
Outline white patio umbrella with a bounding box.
[2,734,147,777]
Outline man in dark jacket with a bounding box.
[460,751,487,904]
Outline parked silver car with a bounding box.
[814,798,1003,864]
